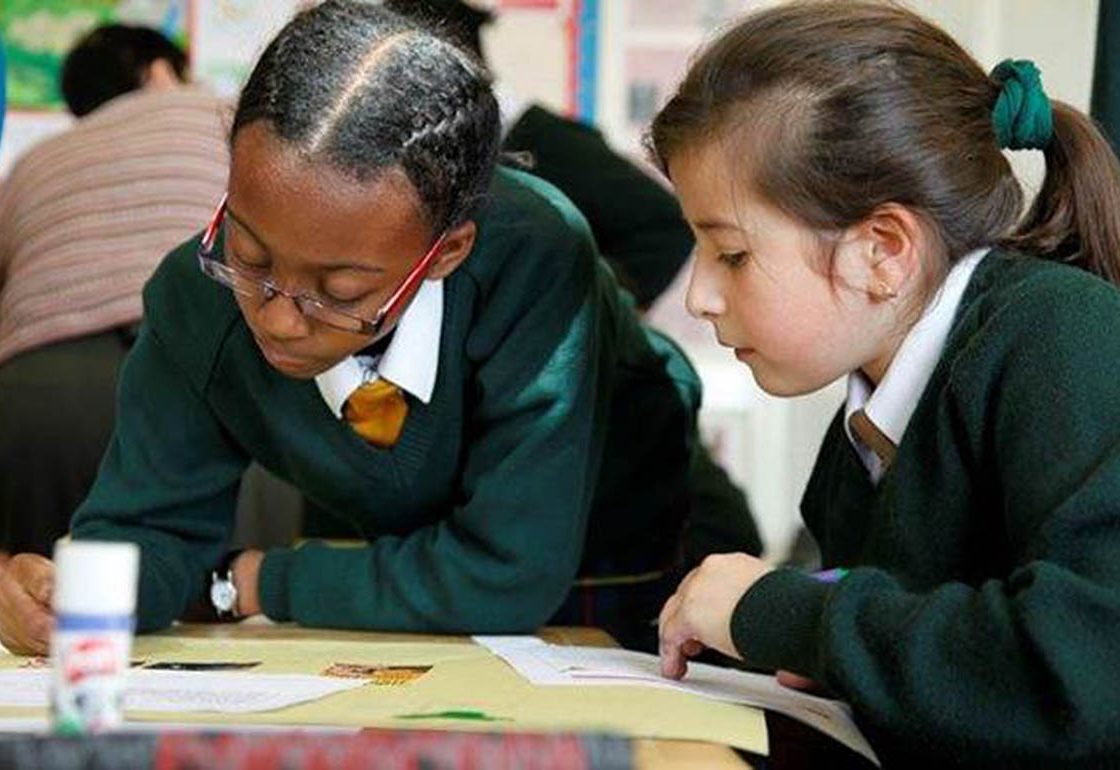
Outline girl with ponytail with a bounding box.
[654,2,1120,765]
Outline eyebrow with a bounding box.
[694,218,745,232]
[225,206,384,274]
[225,207,270,251]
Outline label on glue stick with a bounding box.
[50,612,133,735]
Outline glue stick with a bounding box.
[50,540,139,735]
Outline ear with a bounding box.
[143,59,182,90]
[427,219,477,280]
[852,203,924,302]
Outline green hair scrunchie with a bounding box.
[990,59,1053,150]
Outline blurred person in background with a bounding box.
[0,25,228,558]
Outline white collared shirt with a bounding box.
[314,278,444,418]
[844,249,989,483]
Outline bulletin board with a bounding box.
[0,0,596,173]
[0,0,191,111]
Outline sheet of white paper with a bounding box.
[474,635,879,767]
[0,669,366,714]
[0,717,359,735]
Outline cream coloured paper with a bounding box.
[0,632,768,756]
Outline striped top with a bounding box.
[0,86,229,365]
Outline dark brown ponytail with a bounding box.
[1005,102,1120,285]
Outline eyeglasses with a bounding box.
[197,193,447,337]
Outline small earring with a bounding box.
[874,280,898,300]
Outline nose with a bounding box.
[254,288,312,341]
[685,257,726,321]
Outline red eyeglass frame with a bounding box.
[198,193,448,338]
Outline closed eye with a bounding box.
[321,291,373,309]
[718,251,749,268]
[228,248,269,275]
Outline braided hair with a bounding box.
[231,0,501,233]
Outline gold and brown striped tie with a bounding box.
[848,409,897,471]
[343,379,409,448]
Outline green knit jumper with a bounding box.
[734,252,1120,768]
[72,167,701,637]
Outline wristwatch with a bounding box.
[209,549,245,619]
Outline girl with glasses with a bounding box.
[0,1,713,654]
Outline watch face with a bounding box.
[210,578,237,614]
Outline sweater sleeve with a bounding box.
[70,323,247,631]
[730,273,1120,763]
[258,187,607,633]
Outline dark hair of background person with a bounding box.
[381,0,493,59]
[231,0,501,234]
[648,0,1120,290]
[60,24,187,117]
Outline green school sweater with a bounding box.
[71,167,700,635]
[732,252,1120,767]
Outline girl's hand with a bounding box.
[0,553,55,655]
[658,553,773,679]
[232,549,265,617]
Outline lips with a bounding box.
[714,333,754,361]
[255,337,317,373]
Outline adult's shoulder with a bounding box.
[87,85,230,125]
[505,104,603,145]
[501,106,626,185]
[2,87,228,203]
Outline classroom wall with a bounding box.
[0,0,1103,557]
[484,4,570,115]
[0,0,303,177]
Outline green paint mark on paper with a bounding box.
[395,709,511,722]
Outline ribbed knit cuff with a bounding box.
[730,567,830,677]
[258,547,294,622]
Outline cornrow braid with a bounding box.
[231,0,501,234]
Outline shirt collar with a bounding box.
[844,248,989,478]
[314,278,443,418]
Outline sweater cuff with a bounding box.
[259,547,294,622]
[730,567,829,677]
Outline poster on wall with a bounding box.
[622,0,756,137]
[189,0,305,98]
[475,0,597,121]
[628,0,754,30]
[0,0,190,111]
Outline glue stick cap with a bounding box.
[52,541,140,616]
